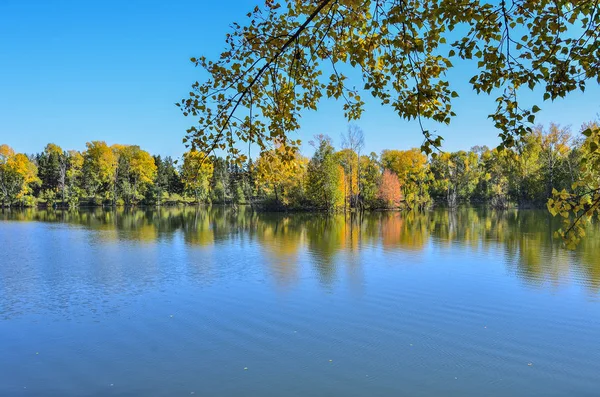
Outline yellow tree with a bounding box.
[538,123,572,197]
[0,144,40,207]
[340,124,365,209]
[127,146,156,186]
[83,141,117,199]
[255,145,308,206]
[336,148,359,210]
[116,145,158,205]
[181,150,214,203]
[110,144,128,204]
[511,131,544,204]
[477,147,512,209]
[66,150,84,206]
[336,164,347,210]
[381,149,430,209]
[430,150,480,207]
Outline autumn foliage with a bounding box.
[378,169,402,209]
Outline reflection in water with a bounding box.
[1,206,599,292]
[1,206,600,397]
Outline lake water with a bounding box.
[1,207,599,396]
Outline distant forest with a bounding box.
[0,122,597,211]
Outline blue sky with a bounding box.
[1,0,599,159]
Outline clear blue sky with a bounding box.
[1,0,599,159]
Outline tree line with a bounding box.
[0,122,597,212]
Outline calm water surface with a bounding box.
[1,207,599,396]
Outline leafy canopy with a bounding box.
[548,123,600,248]
[180,0,600,161]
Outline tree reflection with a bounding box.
[255,214,304,288]
[1,206,599,292]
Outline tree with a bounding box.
[359,152,381,209]
[37,143,67,204]
[381,149,430,209]
[549,122,600,248]
[160,156,184,196]
[254,144,307,206]
[82,141,117,200]
[211,157,230,203]
[116,145,157,205]
[153,155,183,205]
[474,147,511,208]
[243,158,257,204]
[227,162,246,204]
[0,144,39,207]
[336,148,358,210]
[181,150,214,203]
[538,123,572,199]
[340,124,365,209]
[306,135,344,211]
[511,131,544,205]
[378,169,402,209]
[66,150,84,207]
[153,155,168,205]
[233,183,246,204]
[110,144,128,205]
[430,150,480,207]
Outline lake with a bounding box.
[1,207,599,396]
